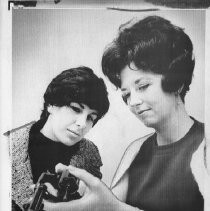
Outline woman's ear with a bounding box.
[47,105,54,114]
[47,105,59,114]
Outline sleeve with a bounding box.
[70,139,103,179]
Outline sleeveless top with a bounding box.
[126,119,204,211]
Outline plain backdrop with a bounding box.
[12,9,205,185]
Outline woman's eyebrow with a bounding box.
[77,103,98,116]
[135,78,151,85]
[121,78,144,91]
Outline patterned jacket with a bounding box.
[6,121,102,209]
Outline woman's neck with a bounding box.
[40,118,58,142]
[156,103,194,146]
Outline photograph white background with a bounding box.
[1,6,209,211]
[12,9,205,185]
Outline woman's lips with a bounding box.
[137,109,150,115]
[67,129,80,136]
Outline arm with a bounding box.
[43,166,142,211]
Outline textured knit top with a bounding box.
[29,131,81,183]
[7,121,102,209]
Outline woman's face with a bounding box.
[120,64,177,129]
[46,102,98,146]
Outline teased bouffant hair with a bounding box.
[40,66,109,125]
[102,16,195,102]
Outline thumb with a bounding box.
[67,165,100,189]
[55,163,68,173]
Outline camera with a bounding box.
[26,170,79,211]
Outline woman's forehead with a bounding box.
[70,102,98,115]
[120,66,160,90]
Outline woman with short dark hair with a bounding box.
[8,66,109,210]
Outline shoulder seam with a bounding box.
[126,132,154,150]
[110,132,154,187]
[3,121,35,136]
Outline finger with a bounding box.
[26,196,33,204]
[78,180,87,196]
[43,199,84,211]
[43,200,59,211]
[55,163,68,173]
[67,165,101,189]
[44,183,58,197]
[29,184,36,192]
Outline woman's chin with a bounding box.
[139,117,157,129]
[61,137,80,146]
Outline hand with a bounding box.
[43,165,125,211]
[55,163,87,196]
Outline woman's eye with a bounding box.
[138,84,149,91]
[70,106,81,113]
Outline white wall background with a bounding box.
[205,10,210,175]
[12,9,205,185]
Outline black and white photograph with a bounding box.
[0,3,210,211]
[6,0,210,9]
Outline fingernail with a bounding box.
[29,184,35,189]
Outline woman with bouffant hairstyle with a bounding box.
[101,15,204,211]
[43,16,209,211]
[8,66,109,210]
[102,16,194,102]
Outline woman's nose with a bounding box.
[129,89,143,107]
[75,114,87,129]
